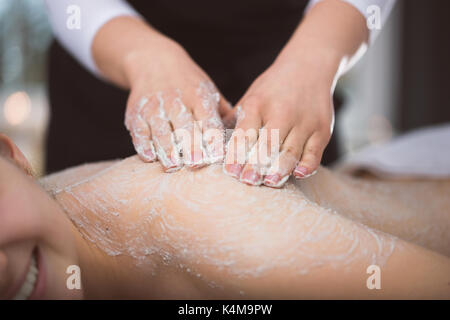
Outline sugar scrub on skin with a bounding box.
[151,92,182,171]
[51,156,399,290]
[195,80,225,164]
[127,96,156,162]
[196,80,222,130]
[130,80,225,169]
[296,168,450,257]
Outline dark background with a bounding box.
[399,0,450,131]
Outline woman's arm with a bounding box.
[54,157,450,299]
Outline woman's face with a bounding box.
[0,155,82,299]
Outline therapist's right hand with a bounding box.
[123,39,232,172]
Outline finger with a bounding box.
[293,131,329,179]
[129,115,157,162]
[221,103,237,129]
[240,121,290,186]
[126,97,156,162]
[168,96,205,168]
[218,96,236,129]
[218,96,233,119]
[263,127,305,188]
[223,100,261,179]
[238,130,269,186]
[144,93,182,172]
[193,81,226,164]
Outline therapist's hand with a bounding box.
[223,55,334,187]
[223,0,368,187]
[124,42,232,171]
[92,17,232,172]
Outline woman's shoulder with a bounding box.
[39,159,121,194]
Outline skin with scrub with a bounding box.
[0,135,449,299]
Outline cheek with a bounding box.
[0,195,44,243]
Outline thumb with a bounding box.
[217,95,233,116]
[218,97,237,129]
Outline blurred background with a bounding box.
[0,0,51,175]
[0,0,449,176]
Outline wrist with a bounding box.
[122,36,185,87]
[273,0,369,90]
[274,42,342,90]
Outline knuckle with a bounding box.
[305,143,321,156]
[317,117,332,131]
[144,96,159,113]
[318,130,331,143]
[281,101,297,114]
[269,111,292,127]
[283,145,298,158]
[126,116,139,132]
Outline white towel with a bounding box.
[337,124,450,179]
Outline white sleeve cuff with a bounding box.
[44,0,140,77]
[306,0,397,44]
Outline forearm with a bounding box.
[45,0,139,76]
[92,17,228,168]
[92,16,182,89]
[226,0,375,185]
[276,0,369,87]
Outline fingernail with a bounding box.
[264,174,281,187]
[224,163,243,178]
[303,170,318,179]
[137,142,156,162]
[266,173,290,188]
[293,166,308,179]
[188,150,205,168]
[162,154,182,173]
[144,148,156,161]
[164,164,182,173]
[164,162,181,172]
[240,168,262,186]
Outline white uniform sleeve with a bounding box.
[44,0,140,77]
[306,0,397,43]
